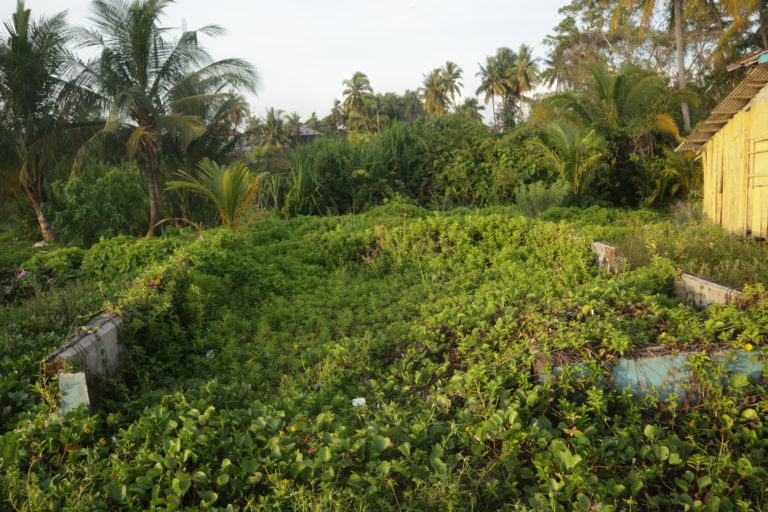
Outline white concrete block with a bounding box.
[674,273,742,307]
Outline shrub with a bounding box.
[45,161,148,245]
[21,247,85,282]
[514,180,570,217]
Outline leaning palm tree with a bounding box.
[422,68,449,117]
[440,61,463,108]
[0,2,93,241]
[75,0,259,236]
[166,158,262,232]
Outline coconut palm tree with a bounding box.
[166,158,262,232]
[455,97,485,121]
[342,72,374,118]
[0,2,93,241]
[75,0,259,236]
[476,57,505,126]
[511,44,540,96]
[422,68,449,116]
[441,61,463,108]
[286,111,302,146]
[538,64,691,152]
[400,90,425,122]
[613,0,693,130]
[259,108,290,148]
[529,121,607,197]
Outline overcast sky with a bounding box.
[23,0,568,121]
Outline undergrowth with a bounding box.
[1,204,767,511]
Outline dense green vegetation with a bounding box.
[2,205,768,510]
[2,0,767,241]
[2,0,768,509]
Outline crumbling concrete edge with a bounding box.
[45,312,124,414]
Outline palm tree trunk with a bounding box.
[144,145,164,237]
[491,95,497,129]
[21,180,58,242]
[674,0,691,131]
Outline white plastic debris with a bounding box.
[351,397,367,407]
[32,241,47,248]
[205,350,216,359]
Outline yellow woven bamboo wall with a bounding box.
[702,96,768,237]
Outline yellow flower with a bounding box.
[293,344,299,350]
[98,437,106,444]
[360,413,367,417]
[83,427,92,434]
[283,478,291,483]
[464,427,470,432]
[289,426,297,432]
[279,430,285,436]
[745,343,754,351]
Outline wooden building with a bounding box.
[678,51,768,237]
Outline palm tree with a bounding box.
[455,98,485,121]
[75,0,259,236]
[259,108,290,147]
[613,0,692,130]
[529,121,607,196]
[510,44,540,96]
[342,72,374,118]
[476,57,505,126]
[422,68,449,116]
[440,61,463,108]
[400,90,425,122]
[286,111,302,146]
[538,64,690,153]
[166,158,262,232]
[0,2,91,241]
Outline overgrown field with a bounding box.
[2,205,768,511]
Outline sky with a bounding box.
[25,0,568,121]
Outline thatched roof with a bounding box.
[677,51,768,153]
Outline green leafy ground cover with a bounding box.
[1,205,768,511]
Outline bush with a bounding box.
[45,161,148,245]
[514,180,570,217]
[21,247,85,282]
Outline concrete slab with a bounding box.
[45,313,123,377]
[612,353,691,400]
[58,373,90,415]
[536,347,765,400]
[673,273,742,307]
[590,242,626,273]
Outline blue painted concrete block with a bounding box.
[58,372,90,415]
[612,354,692,400]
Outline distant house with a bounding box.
[678,50,768,237]
[297,125,321,144]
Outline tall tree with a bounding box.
[440,61,463,108]
[342,72,373,118]
[258,108,290,147]
[0,2,89,242]
[476,56,506,127]
[286,111,302,146]
[614,0,692,130]
[75,0,258,236]
[422,68,449,116]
